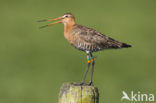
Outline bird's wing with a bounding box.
[73,25,122,50]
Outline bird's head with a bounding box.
[38,13,75,28]
[61,13,75,24]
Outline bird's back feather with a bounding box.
[70,24,131,52]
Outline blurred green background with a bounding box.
[0,0,156,103]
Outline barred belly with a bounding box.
[71,42,102,52]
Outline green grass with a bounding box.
[0,0,156,103]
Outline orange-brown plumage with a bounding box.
[38,13,132,85]
[64,22,75,43]
[39,13,131,52]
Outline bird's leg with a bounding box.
[81,53,91,85]
[89,53,95,85]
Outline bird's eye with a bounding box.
[65,15,68,18]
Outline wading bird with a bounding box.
[38,13,131,85]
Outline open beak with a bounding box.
[37,17,62,29]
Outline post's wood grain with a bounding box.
[58,83,99,103]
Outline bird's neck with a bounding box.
[63,20,76,42]
[64,20,76,34]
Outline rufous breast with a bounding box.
[64,23,75,43]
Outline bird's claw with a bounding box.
[88,81,93,86]
[72,82,84,86]
[72,81,93,86]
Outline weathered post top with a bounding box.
[58,83,99,103]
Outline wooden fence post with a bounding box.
[58,82,99,103]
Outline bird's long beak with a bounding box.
[38,17,62,29]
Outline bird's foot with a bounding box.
[72,82,85,86]
[88,81,93,86]
[80,82,85,85]
[72,82,93,86]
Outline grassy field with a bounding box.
[0,0,156,103]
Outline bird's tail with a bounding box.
[121,43,132,48]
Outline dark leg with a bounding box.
[81,53,91,84]
[89,53,95,85]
